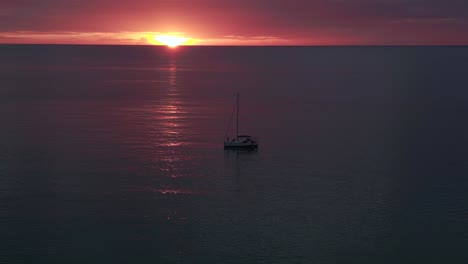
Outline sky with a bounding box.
[1,0,468,45]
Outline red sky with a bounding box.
[1,0,468,45]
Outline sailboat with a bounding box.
[224,92,258,149]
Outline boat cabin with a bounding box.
[224,135,258,148]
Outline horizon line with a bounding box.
[1,43,467,47]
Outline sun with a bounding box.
[153,35,190,48]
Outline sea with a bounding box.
[0,45,467,263]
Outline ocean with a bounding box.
[0,45,467,263]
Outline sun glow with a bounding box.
[153,35,190,47]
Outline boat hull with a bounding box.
[224,142,258,149]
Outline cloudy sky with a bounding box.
[1,0,467,45]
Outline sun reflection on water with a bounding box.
[135,186,196,195]
[148,59,187,149]
[149,58,196,181]
[128,56,205,205]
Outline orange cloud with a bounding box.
[0,31,292,45]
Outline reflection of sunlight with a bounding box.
[159,156,191,178]
[168,63,177,89]
[135,186,195,195]
[158,61,183,144]
[161,104,179,115]
[164,142,185,147]
[129,56,197,229]
[150,58,192,176]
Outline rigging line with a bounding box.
[224,94,238,140]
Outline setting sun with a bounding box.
[153,35,190,47]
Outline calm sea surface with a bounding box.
[0,45,467,263]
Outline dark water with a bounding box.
[0,45,467,263]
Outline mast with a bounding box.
[236,92,239,139]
